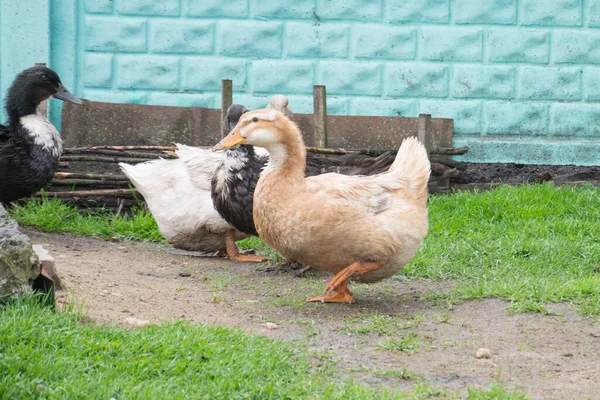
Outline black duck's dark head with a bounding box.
[5,66,83,123]
[224,104,248,134]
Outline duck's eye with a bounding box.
[41,75,48,81]
[252,117,258,123]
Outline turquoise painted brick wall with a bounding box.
[2,0,600,165]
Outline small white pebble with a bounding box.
[124,317,150,327]
[476,348,491,359]
[263,322,279,330]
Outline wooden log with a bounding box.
[221,79,233,138]
[313,85,328,148]
[305,147,356,155]
[69,145,178,152]
[32,188,139,198]
[54,172,129,181]
[63,148,178,159]
[50,179,130,187]
[435,146,469,156]
[59,155,154,163]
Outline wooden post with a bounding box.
[221,79,233,138]
[417,113,432,154]
[313,85,328,148]
[35,62,48,118]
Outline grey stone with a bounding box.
[0,204,40,299]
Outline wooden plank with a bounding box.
[313,85,328,148]
[417,114,433,154]
[221,79,233,138]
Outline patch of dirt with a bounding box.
[26,228,600,399]
[453,163,600,185]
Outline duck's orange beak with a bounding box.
[212,129,246,151]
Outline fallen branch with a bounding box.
[32,188,139,198]
[54,172,129,181]
[50,179,130,187]
[59,155,153,163]
[63,148,177,159]
[305,147,357,155]
[67,145,180,152]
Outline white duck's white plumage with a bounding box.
[119,144,249,252]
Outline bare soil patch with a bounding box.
[26,228,600,399]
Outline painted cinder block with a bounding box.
[251,60,314,94]
[386,64,449,98]
[549,103,600,137]
[553,30,600,64]
[116,55,179,90]
[487,28,549,63]
[583,67,600,100]
[218,21,283,58]
[589,0,600,27]
[85,17,147,52]
[318,61,382,96]
[182,57,248,91]
[521,0,582,27]
[419,100,482,135]
[83,53,113,88]
[452,65,515,99]
[187,0,248,18]
[454,0,517,25]
[316,0,382,21]
[354,25,416,60]
[253,0,314,18]
[116,0,180,16]
[519,67,581,101]
[349,98,418,117]
[485,101,548,135]
[85,0,113,14]
[150,21,214,54]
[421,27,483,62]
[286,22,349,58]
[387,0,449,23]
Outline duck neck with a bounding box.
[264,132,306,180]
[6,87,40,127]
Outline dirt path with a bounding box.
[27,228,600,399]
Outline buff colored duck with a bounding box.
[213,109,430,303]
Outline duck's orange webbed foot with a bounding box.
[224,230,267,262]
[307,260,384,304]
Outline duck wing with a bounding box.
[176,144,223,191]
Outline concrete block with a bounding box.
[187,0,248,18]
[387,0,449,23]
[32,245,62,290]
[554,30,600,64]
[182,57,248,91]
[387,64,449,98]
[85,0,113,14]
[519,67,581,100]
[218,21,282,58]
[85,17,147,52]
[485,101,548,135]
[316,0,382,21]
[452,65,515,99]
[116,55,179,90]
[583,67,600,100]
[116,0,180,16]
[253,0,314,18]
[420,100,482,135]
[319,61,382,96]
[84,53,113,88]
[421,27,483,62]
[286,22,349,58]
[589,0,600,27]
[488,28,549,63]
[251,60,314,94]
[454,0,517,25]
[354,25,416,60]
[549,103,600,137]
[151,21,214,54]
[522,0,582,26]
[349,98,418,117]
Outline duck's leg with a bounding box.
[224,230,267,262]
[307,260,384,304]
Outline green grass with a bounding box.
[10,183,600,315]
[402,184,600,315]
[0,296,397,399]
[377,332,421,354]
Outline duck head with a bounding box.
[6,66,83,122]
[224,104,248,133]
[213,109,293,151]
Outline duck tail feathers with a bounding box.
[389,137,431,195]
